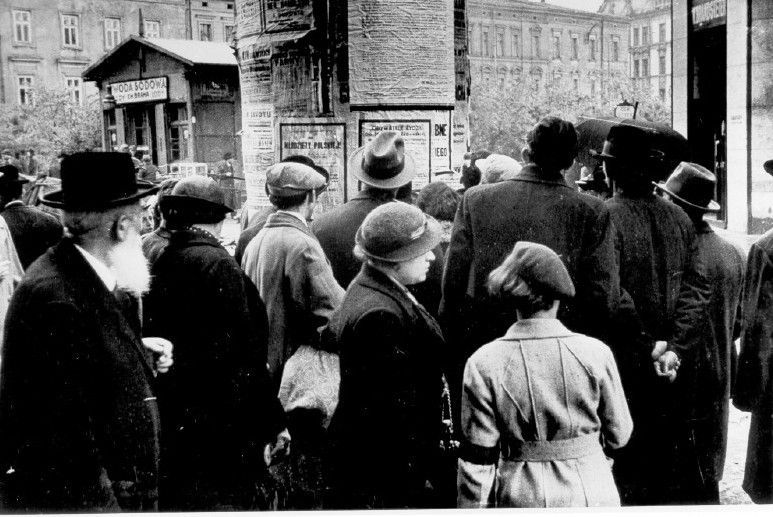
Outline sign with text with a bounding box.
[280,122,347,208]
[111,77,168,105]
[691,0,726,30]
[359,120,432,190]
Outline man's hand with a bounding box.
[651,340,668,360]
[654,350,680,383]
[263,428,291,466]
[142,337,174,374]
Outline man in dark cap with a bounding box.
[597,125,711,505]
[653,162,745,504]
[441,116,621,424]
[0,164,62,269]
[143,175,287,510]
[0,152,172,511]
[312,131,445,315]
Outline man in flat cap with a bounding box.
[242,161,344,509]
[0,152,172,512]
[143,175,287,510]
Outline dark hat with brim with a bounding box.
[161,175,232,224]
[654,161,720,212]
[355,201,442,263]
[40,152,158,210]
[0,165,30,187]
[590,124,662,164]
[764,159,773,176]
[349,131,416,189]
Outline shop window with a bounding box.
[144,20,161,38]
[199,22,212,42]
[61,14,79,48]
[65,77,81,105]
[13,10,31,44]
[17,76,33,105]
[571,36,578,60]
[168,104,189,162]
[104,18,121,50]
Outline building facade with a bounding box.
[600,0,672,108]
[0,0,236,106]
[467,0,630,99]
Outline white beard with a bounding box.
[108,229,151,297]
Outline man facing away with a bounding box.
[0,152,172,512]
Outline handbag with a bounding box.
[277,345,340,429]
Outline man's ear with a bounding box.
[114,213,135,242]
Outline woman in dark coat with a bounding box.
[325,201,448,509]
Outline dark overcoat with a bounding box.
[311,189,445,316]
[144,228,285,510]
[326,265,445,509]
[0,238,160,512]
[735,228,773,503]
[440,164,621,386]
[1,201,62,269]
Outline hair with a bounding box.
[461,149,491,189]
[269,192,308,210]
[487,254,556,317]
[527,116,578,172]
[64,203,141,242]
[395,182,413,203]
[416,182,459,222]
[362,184,398,202]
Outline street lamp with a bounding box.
[615,99,638,119]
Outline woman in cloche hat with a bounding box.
[325,201,451,509]
[457,241,633,508]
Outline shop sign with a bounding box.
[691,0,726,30]
[201,80,232,99]
[111,77,168,105]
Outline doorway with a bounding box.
[688,22,726,220]
[124,105,158,164]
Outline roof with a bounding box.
[83,36,236,81]
[237,29,312,48]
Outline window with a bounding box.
[144,20,160,38]
[65,77,82,104]
[511,30,520,58]
[13,10,31,44]
[634,59,640,78]
[496,28,505,57]
[17,76,33,105]
[659,22,666,43]
[199,22,212,41]
[659,54,666,75]
[590,80,596,96]
[589,38,596,61]
[482,28,489,57]
[573,77,579,91]
[168,104,189,162]
[497,69,506,88]
[642,26,650,45]
[104,18,121,50]
[612,40,619,61]
[552,70,561,87]
[61,14,79,48]
[633,27,640,47]
[224,24,234,42]
[571,36,578,60]
[532,34,540,58]
[552,34,561,59]
[642,58,649,77]
[660,88,666,100]
[468,26,475,54]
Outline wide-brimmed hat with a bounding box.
[0,164,30,188]
[654,161,720,212]
[265,161,328,198]
[355,201,441,263]
[161,175,233,224]
[40,152,158,210]
[349,131,416,189]
[591,124,664,166]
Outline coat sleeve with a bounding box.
[734,243,773,411]
[457,357,498,508]
[597,345,633,450]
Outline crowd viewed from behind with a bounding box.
[0,116,769,511]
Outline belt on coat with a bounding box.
[500,432,602,462]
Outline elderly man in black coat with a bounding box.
[441,117,622,423]
[0,164,62,269]
[0,153,172,512]
[597,125,711,506]
[312,131,445,316]
[144,175,288,511]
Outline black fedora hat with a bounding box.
[161,175,233,224]
[0,164,30,187]
[654,161,720,212]
[40,152,158,210]
[591,124,664,165]
[349,131,416,189]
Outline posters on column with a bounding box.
[359,120,432,190]
[279,122,347,210]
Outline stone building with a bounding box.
[467,0,630,98]
[0,0,236,106]
[599,0,672,107]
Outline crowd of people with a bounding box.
[0,116,771,511]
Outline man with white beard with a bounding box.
[0,152,172,512]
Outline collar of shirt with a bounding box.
[276,210,308,227]
[3,200,23,209]
[73,244,117,292]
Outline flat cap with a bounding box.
[489,241,575,300]
[265,161,328,197]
